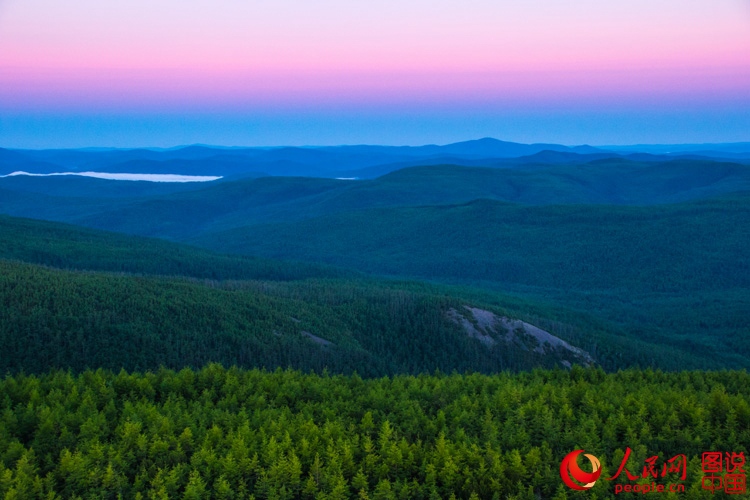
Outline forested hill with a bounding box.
[2,160,750,241]
[0,217,614,375]
[189,193,750,370]
[1,159,749,373]
[0,214,731,373]
[193,193,750,294]
[0,215,352,281]
[0,259,620,375]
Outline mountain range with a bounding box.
[3,137,748,180]
[1,137,749,374]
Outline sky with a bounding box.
[0,0,749,148]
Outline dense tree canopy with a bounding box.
[0,259,712,377]
[1,366,748,499]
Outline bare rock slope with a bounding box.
[448,306,594,368]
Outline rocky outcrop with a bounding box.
[447,306,594,367]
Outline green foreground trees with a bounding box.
[1,365,748,499]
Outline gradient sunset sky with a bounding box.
[1,0,749,148]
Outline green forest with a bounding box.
[0,257,719,376]
[1,156,749,498]
[1,366,748,499]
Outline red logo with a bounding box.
[559,448,744,494]
[701,451,746,495]
[560,449,602,490]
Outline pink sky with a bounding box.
[0,0,748,147]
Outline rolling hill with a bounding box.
[2,159,750,240]
[1,153,749,372]
[0,214,352,281]
[188,194,750,369]
[0,214,628,375]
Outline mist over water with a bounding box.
[0,171,222,182]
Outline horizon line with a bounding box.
[4,137,750,152]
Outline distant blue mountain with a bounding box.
[427,137,604,157]
[316,137,605,158]
[3,138,747,179]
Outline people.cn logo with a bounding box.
[560,449,602,490]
